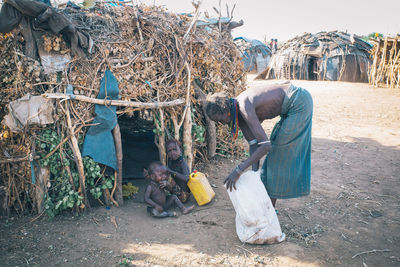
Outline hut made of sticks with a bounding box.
[259,31,372,82]
[369,36,400,88]
[234,36,272,74]
[0,1,246,216]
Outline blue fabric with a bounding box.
[82,69,119,170]
[261,85,313,199]
[234,37,271,72]
[30,160,37,184]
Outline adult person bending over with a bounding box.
[204,81,313,207]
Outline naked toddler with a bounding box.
[144,161,194,218]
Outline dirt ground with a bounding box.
[1,77,400,267]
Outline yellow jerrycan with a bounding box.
[188,171,215,206]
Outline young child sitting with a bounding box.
[144,161,194,218]
[165,139,191,203]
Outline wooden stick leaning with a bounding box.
[183,62,193,169]
[389,41,399,88]
[182,2,201,43]
[156,89,166,165]
[110,171,119,208]
[64,100,90,211]
[112,123,123,206]
[370,40,381,85]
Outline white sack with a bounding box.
[227,170,285,244]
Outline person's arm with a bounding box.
[239,98,272,169]
[167,160,190,183]
[224,98,272,191]
[144,185,163,212]
[237,117,259,170]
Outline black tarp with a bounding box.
[0,0,88,58]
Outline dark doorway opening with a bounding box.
[307,56,318,80]
[118,112,159,180]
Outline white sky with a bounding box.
[141,0,400,42]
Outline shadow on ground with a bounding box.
[0,136,399,266]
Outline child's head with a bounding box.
[166,139,182,161]
[145,161,168,183]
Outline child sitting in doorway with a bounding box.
[165,139,191,203]
[144,161,194,218]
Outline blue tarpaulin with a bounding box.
[82,69,119,170]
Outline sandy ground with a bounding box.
[1,77,400,267]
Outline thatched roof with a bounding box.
[258,31,372,82]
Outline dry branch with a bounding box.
[112,123,123,205]
[64,100,90,211]
[352,249,392,259]
[43,93,185,109]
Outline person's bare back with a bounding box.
[236,83,290,121]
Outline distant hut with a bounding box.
[234,37,272,74]
[369,36,400,88]
[258,31,372,82]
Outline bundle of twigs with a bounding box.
[0,33,46,118]
[0,3,246,214]
[369,36,400,88]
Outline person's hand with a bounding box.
[252,161,260,171]
[159,165,168,173]
[155,205,163,213]
[224,169,241,191]
[166,167,176,175]
[159,180,169,189]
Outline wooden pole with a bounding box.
[43,93,185,109]
[35,167,50,214]
[386,42,395,87]
[397,68,400,88]
[103,188,111,207]
[158,109,166,165]
[370,40,381,86]
[64,101,90,211]
[170,112,180,141]
[338,45,348,81]
[389,40,399,88]
[112,123,123,206]
[183,62,193,169]
[153,89,167,165]
[183,104,193,170]
[376,37,388,86]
